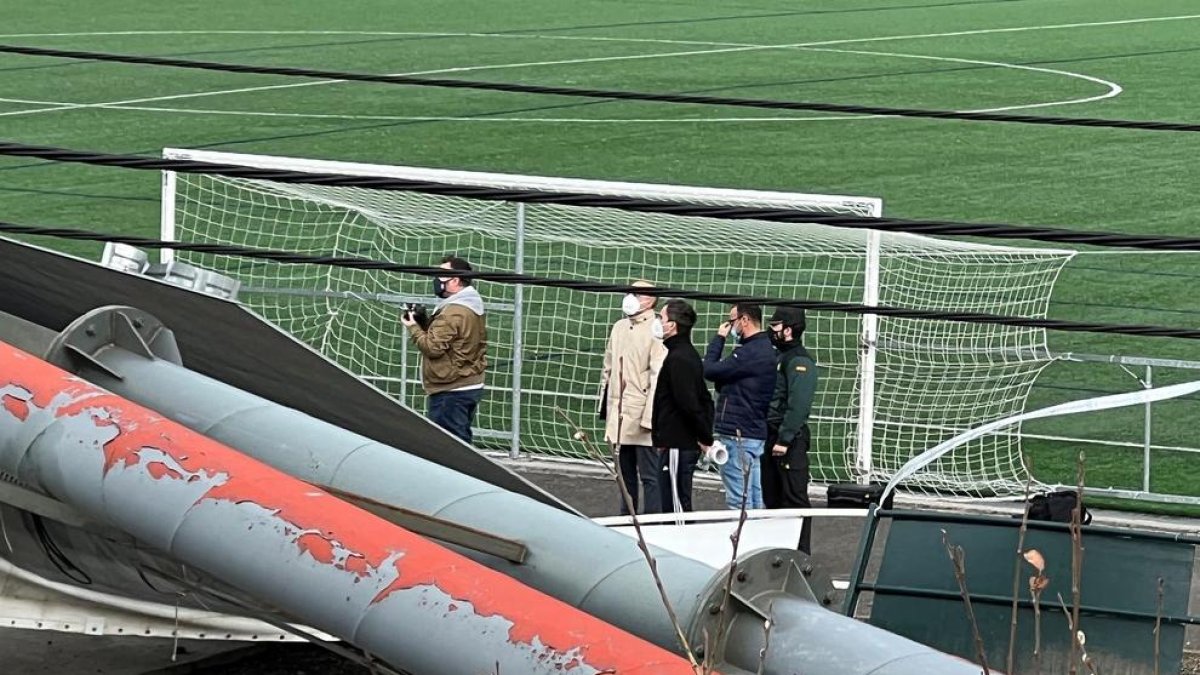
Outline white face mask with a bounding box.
[621,293,641,316]
[651,318,665,340]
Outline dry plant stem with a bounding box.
[708,436,754,673]
[756,599,776,675]
[610,449,699,669]
[942,529,991,675]
[553,404,700,670]
[1154,577,1164,675]
[1008,462,1035,675]
[1026,552,1048,675]
[551,406,616,477]
[1033,586,1044,675]
[1056,593,1099,675]
[720,437,754,615]
[1024,551,1049,675]
[1069,452,1087,675]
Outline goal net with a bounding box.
[160,148,1075,496]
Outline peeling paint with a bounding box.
[145,461,184,481]
[296,532,336,564]
[0,343,695,675]
[1,392,29,421]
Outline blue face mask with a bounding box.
[729,319,741,341]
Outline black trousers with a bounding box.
[617,445,664,515]
[763,425,813,554]
[659,447,700,513]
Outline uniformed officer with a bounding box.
[763,307,818,554]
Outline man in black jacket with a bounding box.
[764,307,819,553]
[703,303,776,510]
[651,299,714,513]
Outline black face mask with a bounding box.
[769,328,790,348]
[432,277,448,298]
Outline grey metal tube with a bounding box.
[0,502,247,611]
[14,307,981,675]
[0,341,694,675]
[76,345,717,648]
[726,596,980,675]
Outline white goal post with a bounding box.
[160,148,1074,496]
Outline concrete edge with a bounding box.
[491,453,1200,536]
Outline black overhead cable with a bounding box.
[2,43,1200,133]
[3,219,1200,341]
[3,140,1200,252]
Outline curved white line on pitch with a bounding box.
[804,47,1123,111]
[0,24,1130,118]
[0,18,1127,121]
[0,45,1122,123]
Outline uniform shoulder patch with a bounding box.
[795,365,807,372]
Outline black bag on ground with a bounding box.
[826,482,895,510]
[1024,490,1092,525]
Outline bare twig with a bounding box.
[1068,452,1087,675]
[1008,457,1036,675]
[756,599,776,675]
[706,435,754,673]
[1024,549,1049,675]
[1154,577,1164,675]
[1056,593,1100,675]
[611,475,698,668]
[942,529,990,675]
[552,406,616,477]
[554,405,701,671]
[719,437,753,615]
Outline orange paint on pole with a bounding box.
[0,342,698,674]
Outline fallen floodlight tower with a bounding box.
[0,300,983,675]
[0,340,694,675]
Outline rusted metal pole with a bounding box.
[0,340,696,675]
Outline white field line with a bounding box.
[806,46,1121,113]
[0,45,1121,123]
[2,12,1199,46]
[1,11,1190,119]
[0,45,778,118]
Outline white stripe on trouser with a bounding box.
[667,448,683,524]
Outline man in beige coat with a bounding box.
[600,280,667,514]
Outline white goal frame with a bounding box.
[160,148,886,471]
[159,148,1073,495]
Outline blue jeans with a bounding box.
[718,435,765,510]
[428,388,484,444]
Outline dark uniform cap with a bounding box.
[769,307,806,331]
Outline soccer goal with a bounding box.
[160,148,1075,496]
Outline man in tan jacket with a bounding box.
[600,280,667,514]
[402,255,487,444]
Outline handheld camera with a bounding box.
[403,303,430,329]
